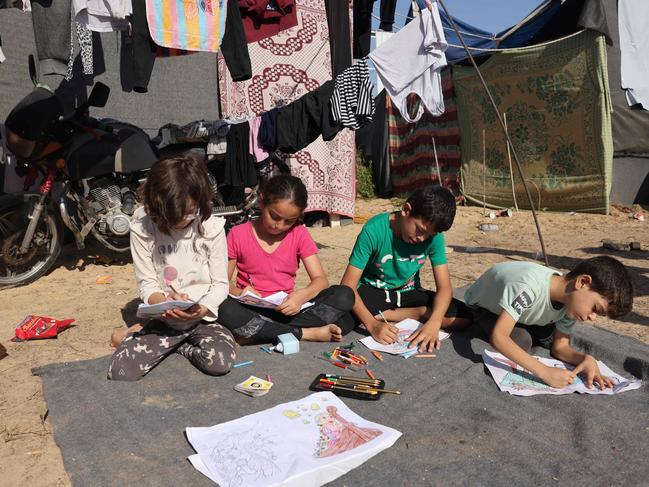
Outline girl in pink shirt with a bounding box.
[218,174,354,343]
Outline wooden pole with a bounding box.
[432,137,442,186]
[503,112,519,211]
[482,128,486,216]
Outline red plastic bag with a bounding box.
[12,315,75,342]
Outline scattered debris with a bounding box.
[496,208,513,217]
[631,212,645,221]
[602,240,642,252]
[353,214,371,224]
[479,223,499,232]
[95,275,113,285]
[12,315,76,341]
[94,254,113,265]
[488,211,496,219]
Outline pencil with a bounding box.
[366,369,376,380]
[320,383,378,396]
[371,351,384,361]
[324,374,379,384]
[415,354,437,358]
[378,310,390,325]
[232,360,254,368]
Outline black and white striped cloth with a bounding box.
[331,58,375,130]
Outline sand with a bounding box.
[1,200,648,486]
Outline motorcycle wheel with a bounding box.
[0,201,63,288]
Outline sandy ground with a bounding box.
[1,200,649,486]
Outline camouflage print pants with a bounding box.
[107,320,236,381]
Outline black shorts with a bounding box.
[357,284,473,319]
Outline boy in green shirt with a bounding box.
[464,257,634,389]
[341,186,472,351]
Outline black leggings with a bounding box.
[356,284,473,320]
[218,285,356,342]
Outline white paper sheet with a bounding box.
[482,349,643,396]
[359,318,450,356]
[229,290,313,310]
[135,299,197,318]
[186,391,401,486]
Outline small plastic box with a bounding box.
[275,333,299,354]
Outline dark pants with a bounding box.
[108,320,236,381]
[218,285,356,342]
[356,284,473,320]
[470,306,555,352]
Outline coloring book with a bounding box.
[186,392,401,486]
[359,318,450,357]
[135,299,196,318]
[483,349,642,396]
[229,290,314,311]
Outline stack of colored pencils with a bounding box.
[319,374,401,396]
[331,347,368,366]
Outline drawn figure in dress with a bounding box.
[313,405,382,458]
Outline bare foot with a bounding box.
[109,324,143,349]
[302,324,343,342]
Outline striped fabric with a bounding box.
[387,67,460,194]
[145,0,227,52]
[331,59,375,129]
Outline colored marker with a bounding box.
[233,360,254,368]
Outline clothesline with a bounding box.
[380,10,503,41]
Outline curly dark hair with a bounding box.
[566,256,634,318]
[405,185,456,232]
[138,153,213,235]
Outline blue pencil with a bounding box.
[233,360,254,368]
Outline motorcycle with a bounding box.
[0,56,158,288]
[0,58,285,288]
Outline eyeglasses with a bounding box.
[180,208,200,222]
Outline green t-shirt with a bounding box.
[464,261,575,334]
[348,212,447,291]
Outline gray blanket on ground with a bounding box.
[34,324,649,486]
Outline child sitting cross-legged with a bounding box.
[464,256,634,389]
[341,185,473,351]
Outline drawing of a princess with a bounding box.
[314,406,383,458]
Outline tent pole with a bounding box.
[504,113,519,212]
[437,0,549,266]
[482,129,486,216]
[432,137,443,186]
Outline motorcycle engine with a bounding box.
[86,177,139,237]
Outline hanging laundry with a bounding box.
[65,14,94,80]
[0,0,22,7]
[352,0,397,58]
[223,122,258,188]
[145,0,226,52]
[331,58,375,130]
[248,116,269,162]
[324,0,352,77]
[276,80,341,154]
[369,3,447,123]
[259,107,278,150]
[72,0,131,32]
[238,0,298,43]
[619,0,649,109]
[0,36,5,63]
[30,0,72,76]
[130,0,250,93]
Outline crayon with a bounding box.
[266,374,272,383]
[415,354,436,358]
[366,369,376,380]
[316,356,349,368]
[233,360,254,368]
[371,351,384,361]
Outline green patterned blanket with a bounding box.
[454,30,612,213]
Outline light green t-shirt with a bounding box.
[464,261,575,334]
[348,212,447,291]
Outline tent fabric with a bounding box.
[387,68,460,195]
[455,30,612,213]
[34,325,648,486]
